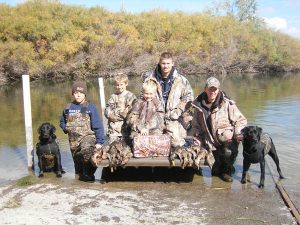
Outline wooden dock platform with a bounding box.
[97,157,182,167]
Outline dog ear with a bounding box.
[256,126,263,135]
[37,124,43,134]
[51,124,56,133]
[50,124,57,139]
[241,126,248,134]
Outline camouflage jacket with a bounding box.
[104,90,136,137]
[143,68,194,120]
[127,98,165,135]
[190,91,247,150]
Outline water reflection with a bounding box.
[0,73,300,188]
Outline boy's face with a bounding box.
[159,58,174,78]
[143,89,155,102]
[115,81,127,94]
[73,91,86,103]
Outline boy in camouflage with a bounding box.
[60,81,106,182]
[105,73,136,144]
[127,80,165,138]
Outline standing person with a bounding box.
[104,73,137,144]
[191,77,247,182]
[60,81,106,182]
[143,52,193,147]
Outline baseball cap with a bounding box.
[205,77,220,88]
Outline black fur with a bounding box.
[36,122,63,177]
[241,126,284,188]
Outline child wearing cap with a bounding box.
[60,80,106,182]
[104,73,137,144]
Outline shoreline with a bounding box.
[1,63,300,87]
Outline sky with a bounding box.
[1,0,300,39]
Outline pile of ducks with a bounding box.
[92,140,215,171]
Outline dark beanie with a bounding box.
[72,81,87,95]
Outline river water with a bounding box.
[0,73,300,195]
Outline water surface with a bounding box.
[1,73,299,192]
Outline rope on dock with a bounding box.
[266,158,300,225]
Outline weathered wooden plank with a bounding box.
[96,157,205,167]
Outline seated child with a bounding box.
[127,80,165,139]
[105,73,136,144]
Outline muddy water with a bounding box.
[0,73,300,193]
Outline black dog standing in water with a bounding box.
[241,126,284,188]
[36,122,64,177]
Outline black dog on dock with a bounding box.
[241,126,284,188]
[36,122,64,177]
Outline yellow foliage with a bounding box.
[0,1,299,79]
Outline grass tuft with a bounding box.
[16,175,36,187]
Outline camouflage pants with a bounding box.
[70,135,96,174]
[212,140,239,176]
[165,120,187,147]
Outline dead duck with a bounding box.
[204,151,215,169]
[169,146,185,166]
[91,144,109,166]
[107,140,133,172]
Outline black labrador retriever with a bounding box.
[241,126,284,188]
[36,122,64,177]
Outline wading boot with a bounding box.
[79,162,95,182]
[220,173,233,182]
[79,173,95,182]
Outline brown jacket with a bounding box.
[191,91,247,150]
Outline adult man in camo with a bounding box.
[143,52,194,147]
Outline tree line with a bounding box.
[0,0,300,85]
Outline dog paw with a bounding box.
[241,179,246,184]
[258,184,264,188]
[38,173,44,178]
[56,171,62,178]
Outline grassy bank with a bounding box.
[1,0,300,85]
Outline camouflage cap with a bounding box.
[205,77,220,88]
[72,81,87,95]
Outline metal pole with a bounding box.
[22,75,34,169]
[98,77,107,132]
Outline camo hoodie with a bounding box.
[143,66,194,146]
[127,98,165,138]
[104,90,136,140]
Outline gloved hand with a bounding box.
[119,110,128,119]
[168,108,182,120]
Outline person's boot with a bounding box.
[79,172,95,182]
[220,173,233,182]
[79,162,95,182]
[74,157,83,175]
[220,163,233,182]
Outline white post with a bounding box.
[98,77,107,132]
[22,75,34,169]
